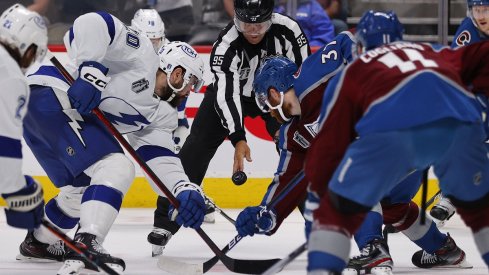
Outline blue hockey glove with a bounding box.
[68,61,110,115]
[168,182,205,229]
[2,176,44,230]
[173,118,190,153]
[236,206,277,237]
[304,191,320,240]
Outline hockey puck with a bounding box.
[232,171,247,185]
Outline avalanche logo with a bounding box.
[99,97,150,134]
[455,31,471,47]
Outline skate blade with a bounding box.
[342,268,359,275]
[57,259,124,275]
[342,267,394,275]
[16,253,59,263]
[371,266,394,275]
[57,259,85,275]
[151,245,163,257]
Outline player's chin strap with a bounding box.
[165,74,187,102]
[276,93,291,122]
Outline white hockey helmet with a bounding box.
[0,4,48,62]
[131,9,165,50]
[158,41,205,93]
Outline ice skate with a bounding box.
[204,196,216,223]
[411,233,472,269]
[430,195,455,222]
[147,227,172,257]
[343,239,393,275]
[57,232,125,275]
[16,231,65,262]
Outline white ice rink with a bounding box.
[0,209,487,275]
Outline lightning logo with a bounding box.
[103,111,150,132]
[63,109,86,147]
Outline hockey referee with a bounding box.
[148,0,310,255]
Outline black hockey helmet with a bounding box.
[234,0,274,23]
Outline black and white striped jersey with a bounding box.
[208,13,310,145]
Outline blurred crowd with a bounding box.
[0,0,349,45]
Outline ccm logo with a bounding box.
[83,73,108,89]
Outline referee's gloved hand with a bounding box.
[168,182,205,229]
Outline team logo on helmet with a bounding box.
[180,44,197,58]
[33,16,46,29]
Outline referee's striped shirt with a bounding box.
[208,13,311,145]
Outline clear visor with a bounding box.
[188,75,205,93]
[234,17,272,36]
[150,38,163,52]
[254,91,284,113]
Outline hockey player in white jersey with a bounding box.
[131,8,169,52]
[0,4,47,232]
[18,11,206,274]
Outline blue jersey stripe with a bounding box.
[81,185,123,211]
[0,136,22,159]
[137,145,177,162]
[28,65,70,85]
[45,199,79,229]
[95,11,116,45]
[69,27,74,46]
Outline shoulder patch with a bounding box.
[455,30,471,47]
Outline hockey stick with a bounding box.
[49,56,280,274]
[41,219,119,275]
[158,170,306,274]
[205,197,236,225]
[262,242,307,275]
[420,168,429,225]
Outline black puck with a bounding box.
[232,171,247,185]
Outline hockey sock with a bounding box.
[354,210,383,250]
[79,185,123,240]
[35,198,79,244]
[308,228,350,273]
[411,222,447,254]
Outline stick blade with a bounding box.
[157,256,203,275]
[228,258,281,274]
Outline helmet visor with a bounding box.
[254,91,284,113]
[234,17,272,36]
[189,75,205,93]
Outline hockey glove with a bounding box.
[168,182,205,229]
[1,176,44,230]
[236,206,277,237]
[68,61,110,115]
[304,191,320,240]
[173,118,189,153]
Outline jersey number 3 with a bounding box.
[378,48,438,73]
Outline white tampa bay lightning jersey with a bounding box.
[28,12,178,135]
[0,46,28,193]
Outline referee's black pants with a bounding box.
[153,87,281,232]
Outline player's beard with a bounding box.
[165,85,186,108]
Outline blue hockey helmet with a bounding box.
[355,10,404,52]
[467,0,489,7]
[253,56,297,113]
